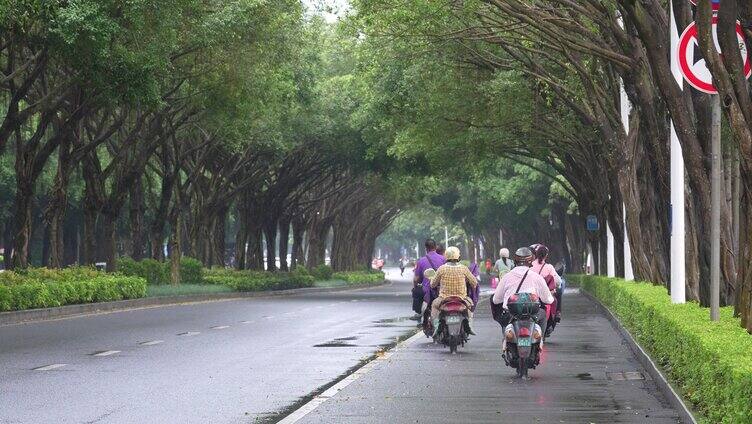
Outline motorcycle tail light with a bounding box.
[518,327,531,337]
[509,294,519,303]
[505,329,515,341]
[529,293,539,302]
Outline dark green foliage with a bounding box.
[118,258,168,285]
[310,264,334,280]
[573,275,752,423]
[0,268,147,312]
[331,271,385,285]
[179,257,204,285]
[203,268,314,292]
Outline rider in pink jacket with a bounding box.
[529,244,562,321]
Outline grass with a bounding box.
[146,284,233,298]
[312,279,350,288]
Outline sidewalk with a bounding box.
[295,290,683,423]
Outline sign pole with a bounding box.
[670,0,686,303]
[710,94,721,321]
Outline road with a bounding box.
[0,268,419,424]
[1,269,685,424]
[294,289,683,424]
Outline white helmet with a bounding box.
[445,246,461,261]
[499,248,509,258]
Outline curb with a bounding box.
[581,290,697,424]
[0,280,388,326]
[277,329,424,424]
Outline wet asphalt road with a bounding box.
[297,289,683,424]
[0,268,419,424]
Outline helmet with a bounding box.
[445,246,461,261]
[532,244,549,261]
[499,248,509,258]
[513,247,534,266]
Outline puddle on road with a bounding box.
[314,341,357,347]
[576,372,594,380]
[334,336,358,341]
[373,316,413,324]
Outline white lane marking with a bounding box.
[178,331,200,336]
[278,331,423,424]
[33,363,67,371]
[240,320,254,324]
[211,325,230,330]
[139,340,164,346]
[92,350,120,357]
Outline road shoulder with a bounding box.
[285,290,685,424]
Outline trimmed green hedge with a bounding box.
[331,270,385,284]
[203,268,315,291]
[118,257,204,285]
[573,274,752,423]
[0,267,147,312]
[310,264,334,280]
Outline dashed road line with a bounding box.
[177,331,200,336]
[32,363,67,371]
[240,320,254,324]
[211,325,230,330]
[139,340,164,346]
[91,350,120,357]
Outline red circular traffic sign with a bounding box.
[677,16,751,94]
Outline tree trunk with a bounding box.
[2,221,13,270]
[234,211,248,270]
[11,183,33,269]
[212,209,227,267]
[129,177,145,260]
[102,213,117,272]
[82,201,98,266]
[170,212,181,285]
[278,217,291,271]
[291,217,305,269]
[247,221,264,270]
[264,218,277,272]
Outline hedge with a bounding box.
[0,267,147,312]
[331,270,385,284]
[573,274,752,423]
[118,257,203,285]
[203,268,315,291]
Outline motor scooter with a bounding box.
[503,293,543,378]
[435,296,470,353]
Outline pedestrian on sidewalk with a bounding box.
[399,256,408,276]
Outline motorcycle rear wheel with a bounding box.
[517,357,528,378]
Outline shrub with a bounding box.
[179,257,204,285]
[573,274,752,423]
[203,268,314,291]
[118,257,168,285]
[310,264,333,280]
[331,271,385,285]
[0,268,147,312]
